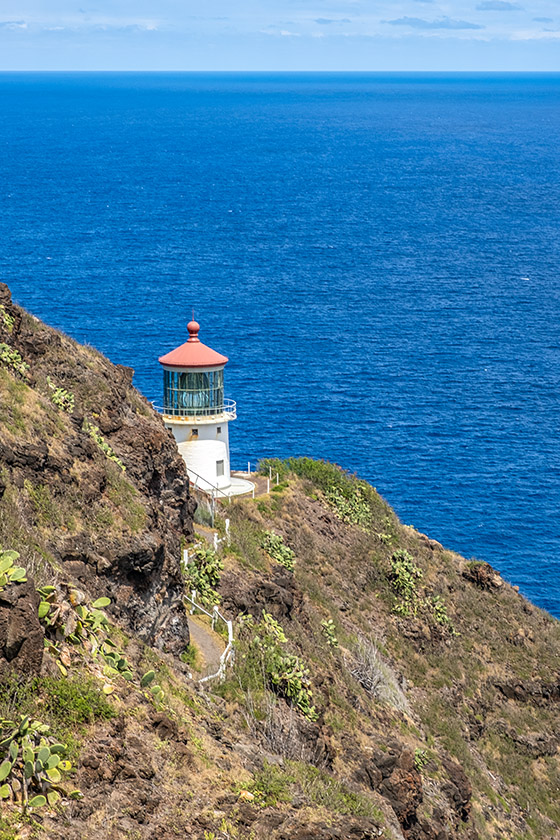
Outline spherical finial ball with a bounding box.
[187,320,200,337]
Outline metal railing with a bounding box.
[188,467,231,500]
[155,398,237,421]
[184,590,234,683]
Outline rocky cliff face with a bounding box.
[0,282,193,655]
[0,290,559,840]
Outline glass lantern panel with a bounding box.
[163,369,225,416]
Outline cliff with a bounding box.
[0,282,194,655]
[0,288,559,840]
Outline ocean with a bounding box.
[0,72,559,615]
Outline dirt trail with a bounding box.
[188,615,225,679]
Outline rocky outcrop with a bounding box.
[462,561,503,590]
[221,565,302,622]
[0,282,194,655]
[0,579,43,675]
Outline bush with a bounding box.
[235,612,318,721]
[261,531,295,571]
[346,637,410,714]
[259,458,386,532]
[184,546,223,607]
[0,344,28,377]
[321,619,338,648]
[40,677,116,726]
[242,759,383,820]
[389,550,422,616]
[46,376,74,414]
[83,419,125,471]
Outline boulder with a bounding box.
[0,579,43,675]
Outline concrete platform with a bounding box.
[187,470,254,498]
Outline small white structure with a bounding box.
[158,319,251,497]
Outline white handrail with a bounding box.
[184,590,234,683]
[187,467,230,500]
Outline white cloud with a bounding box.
[0,20,27,29]
[385,16,484,30]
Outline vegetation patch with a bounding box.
[0,344,28,378]
[261,531,295,571]
[0,550,27,591]
[106,470,146,533]
[259,457,391,532]
[0,305,15,334]
[242,760,383,820]
[184,545,223,608]
[46,376,74,414]
[234,612,318,721]
[0,714,77,813]
[320,619,338,648]
[389,550,423,617]
[83,419,125,471]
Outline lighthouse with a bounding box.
[158,319,238,493]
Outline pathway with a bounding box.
[188,614,226,680]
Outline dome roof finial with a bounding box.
[187,312,200,343]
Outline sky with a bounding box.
[0,0,559,71]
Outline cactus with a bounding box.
[38,585,134,684]
[0,549,27,591]
[0,716,77,813]
[261,532,295,571]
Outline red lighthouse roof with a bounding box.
[158,320,229,369]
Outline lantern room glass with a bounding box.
[163,369,225,417]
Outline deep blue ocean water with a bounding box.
[0,72,559,614]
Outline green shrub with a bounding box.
[46,376,74,414]
[389,550,422,616]
[0,549,27,592]
[23,480,58,527]
[0,714,77,813]
[241,760,383,820]
[0,344,28,378]
[243,760,294,806]
[0,305,15,334]
[414,748,429,772]
[259,458,385,532]
[291,761,383,819]
[40,677,116,726]
[321,619,339,648]
[261,531,295,571]
[427,595,456,632]
[324,485,371,528]
[83,419,125,471]
[38,585,134,682]
[184,546,223,607]
[237,612,318,721]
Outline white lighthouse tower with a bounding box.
[158,319,248,495]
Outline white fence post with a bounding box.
[225,518,230,546]
[267,478,270,493]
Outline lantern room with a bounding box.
[158,319,237,492]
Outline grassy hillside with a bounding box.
[0,286,559,839]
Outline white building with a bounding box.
[158,319,251,497]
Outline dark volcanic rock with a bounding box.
[442,757,472,823]
[221,566,301,621]
[0,283,195,655]
[0,579,43,675]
